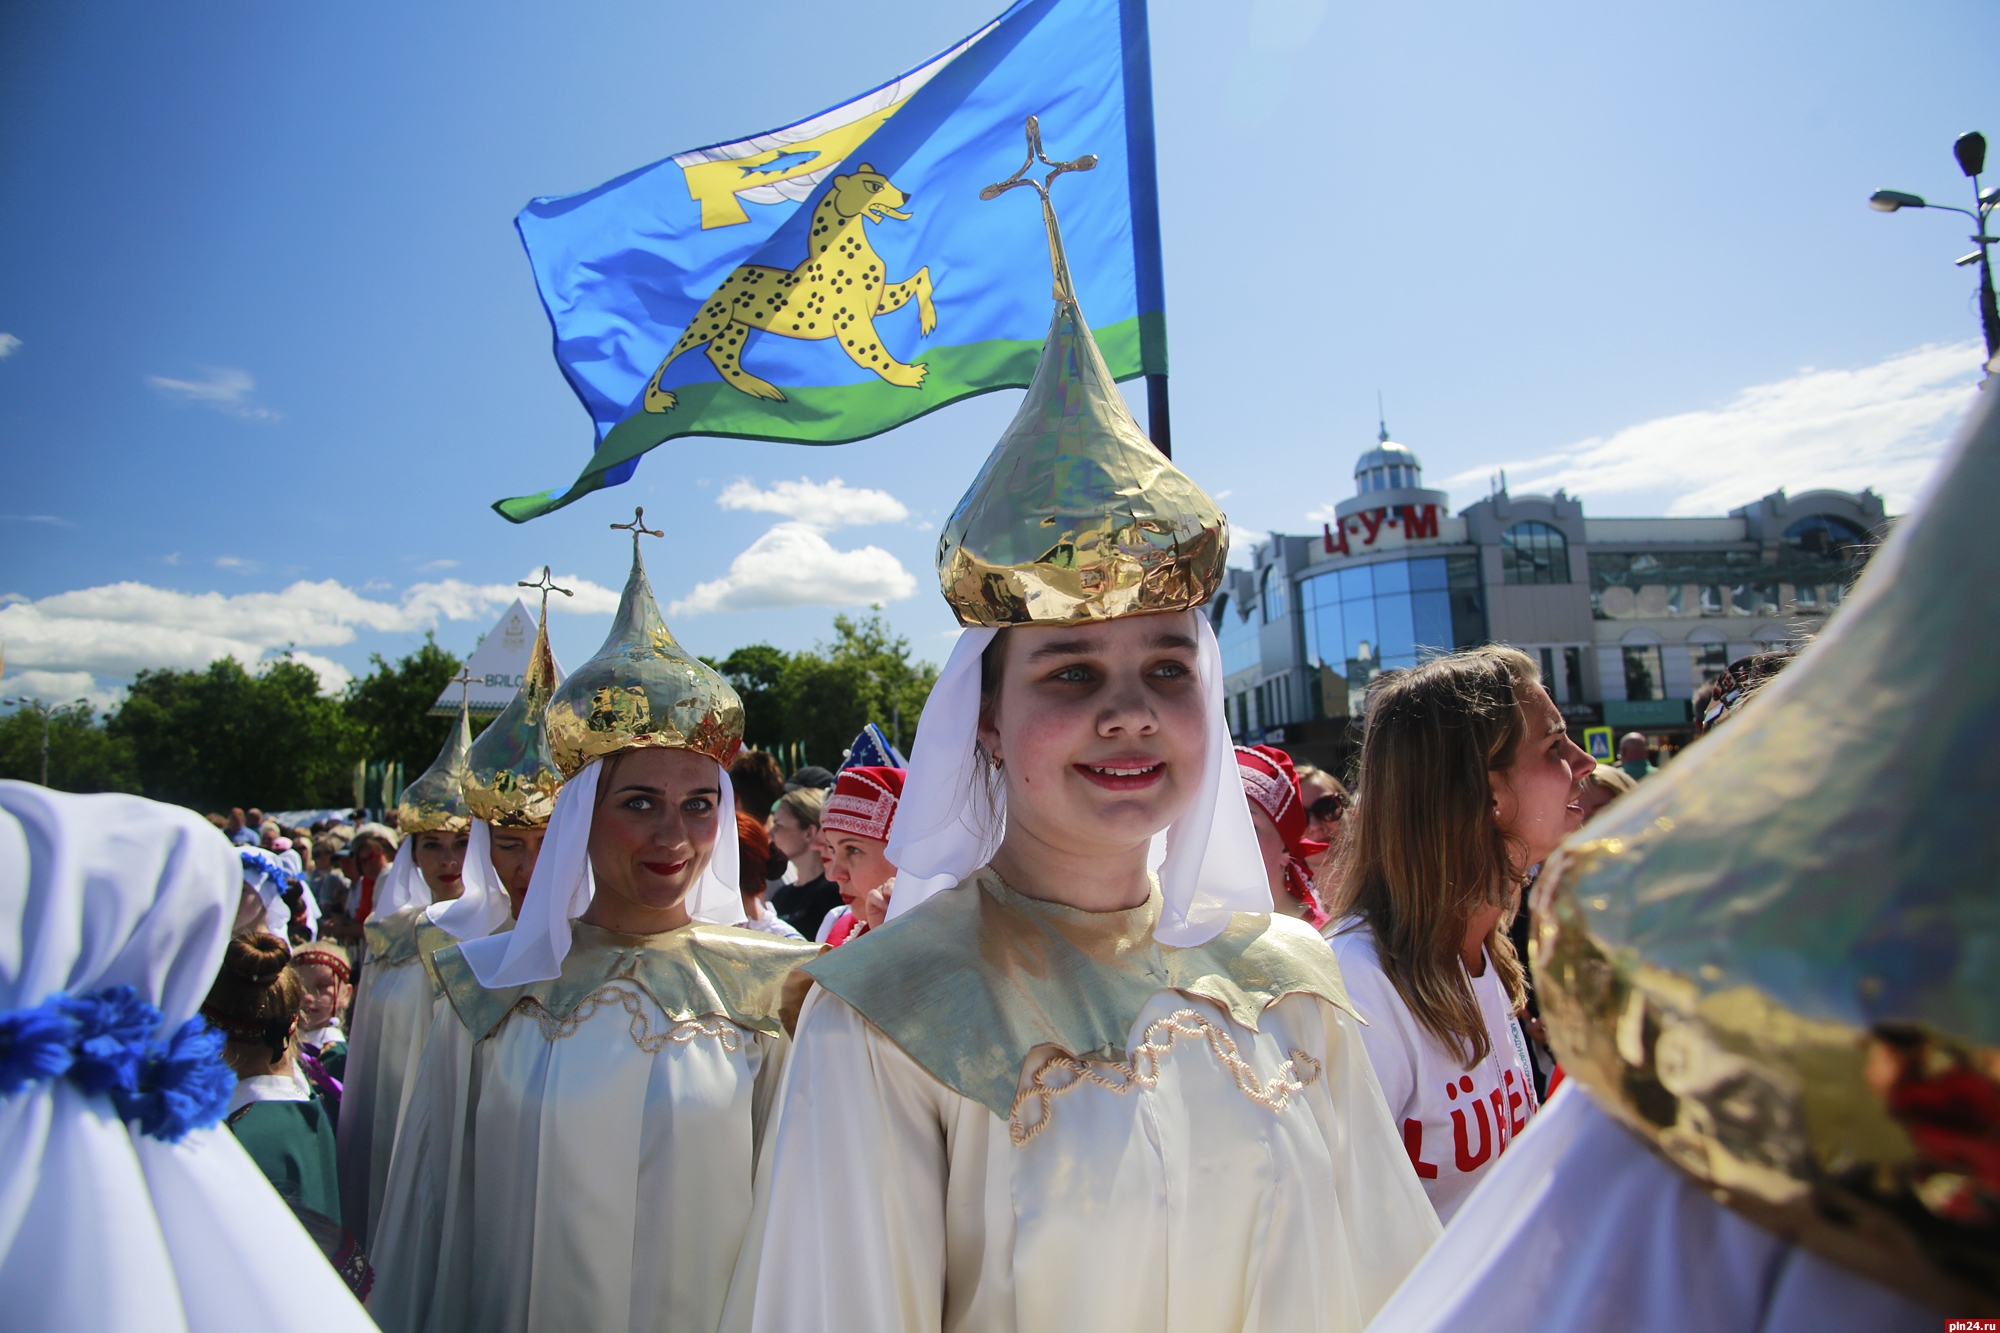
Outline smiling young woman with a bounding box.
[1327,646,1596,1224]
[728,226,1439,1333]
[363,531,817,1333]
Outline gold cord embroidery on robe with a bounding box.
[512,984,744,1054]
[1008,1006,1323,1145]
[433,919,818,1044]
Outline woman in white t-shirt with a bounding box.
[1328,645,1595,1223]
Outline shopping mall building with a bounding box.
[1214,431,1887,769]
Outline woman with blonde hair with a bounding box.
[1329,645,1595,1222]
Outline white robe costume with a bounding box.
[0,782,374,1332]
[1363,1084,1939,1333]
[736,871,1440,1333]
[334,835,438,1244]
[368,760,818,1333]
[368,818,516,1330]
[729,626,1440,1333]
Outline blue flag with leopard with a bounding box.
[496,0,1168,523]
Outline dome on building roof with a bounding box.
[1353,440,1422,477]
[1352,435,1425,496]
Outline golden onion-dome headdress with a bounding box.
[936,117,1227,627]
[398,673,474,834]
[462,568,569,827]
[885,120,1265,948]
[1532,392,2000,1312]
[542,509,744,775]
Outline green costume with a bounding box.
[225,1082,342,1224]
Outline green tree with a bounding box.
[0,701,138,793]
[702,611,938,772]
[110,657,365,810]
[710,644,791,753]
[821,609,939,752]
[342,632,477,780]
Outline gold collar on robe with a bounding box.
[433,919,820,1043]
[805,868,1356,1120]
[363,905,426,967]
[414,915,516,994]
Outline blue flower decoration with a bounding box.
[58,985,160,1096]
[0,1003,77,1093]
[116,1018,235,1142]
[0,987,234,1142]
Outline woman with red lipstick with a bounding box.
[336,698,473,1249]
[730,212,1438,1333]
[816,765,903,946]
[378,524,816,1333]
[1327,646,1595,1223]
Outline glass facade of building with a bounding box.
[1298,554,1486,716]
[1215,591,1261,679]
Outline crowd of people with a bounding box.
[0,214,1974,1333]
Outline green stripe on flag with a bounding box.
[494,312,1165,524]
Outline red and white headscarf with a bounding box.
[821,766,905,843]
[1235,745,1330,927]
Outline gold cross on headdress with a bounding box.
[518,565,574,618]
[447,667,474,710]
[981,116,1097,303]
[610,506,665,557]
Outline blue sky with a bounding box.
[1,0,1994,709]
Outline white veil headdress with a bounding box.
[367,836,432,921]
[426,819,516,942]
[886,612,1267,947]
[460,756,741,988]
[238,851,295,941]
[0,782,374,1330]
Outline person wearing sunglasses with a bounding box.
[1294,763,1351,875]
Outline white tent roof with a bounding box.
[428,599,567,716]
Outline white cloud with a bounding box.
[214,555,260,573]
[1441,341,1984,516]
[2,515,66,526]
[0,333,20,359]
[416,558,460,571]
[1,670,122,713]
[521,571,621,617]
[146,366,280,421]
[717,476,909,530]
[0,571,621,685]
[282,651,353,694]
[671,521,917,616]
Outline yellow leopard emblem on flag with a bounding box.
[645,165,936,411]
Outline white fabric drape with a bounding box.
[462,757,739,988]
[731,985,1439,1333]
[368,1001,477,1333]
[335,908,433,1246]
[245,861,292,940]
[428,820,514,941]
[381,977,786,1333]
[371,837,431,920]
[884,613,1268,947]
[0,781,373,1333]
[1363,1084,1938,1333]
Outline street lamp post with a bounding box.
[5,697,56,787]
[1869,131,2000,372]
